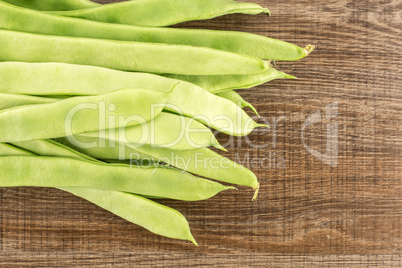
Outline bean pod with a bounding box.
[0,88,170,142]
[78,112,224,151]
[51,0,269,27]
[0,142,197,244]
[0,155,233,201]
[0,30,269,75]
[0,2,313,61]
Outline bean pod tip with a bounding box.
[263,8,271,16]
[284,73,298,80]
[215,144,228,152]
[189,234,198,246]
[245,102,260,117]
[256,123,270,129]
[212,136,227,152]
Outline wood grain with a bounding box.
[0,0,401,266]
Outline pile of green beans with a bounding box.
[0,0,313,245]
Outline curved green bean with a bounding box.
[56,138,260,196]
[0,62,181,96]
[165,68,297,93]
[2,0,98,11]
[0,88,170,142]
[0,142,197,244]
[0,30,268,75]
[62,188,198,244]
[217,90,259,117]
[0,62,265,136]
[0,156,233,201]
[51,0,269,27]
[0,2,313,61]
[78,112,224,151]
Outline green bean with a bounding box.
[0,62,291,95]
[0,93,221,150]
[0,142,197,244]
[50,0,269,27]
[61,188,198,244]
[55,137,149,160]
[1,91,262,138]
[0,92,58,110]
[0,62,181,96]
[0,155,233,201]
[56,138,259,199]
[0,30,268,75]
[0,62,265,136]
[217,90,259,117]
[79,112,224,151]
[11,139,100,163]
[132,146,259,197]
[2,0,98,11]
[0,2,313,61]
[0,88,170,142]
[165,68,297,94]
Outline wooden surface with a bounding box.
[1,0,401,266]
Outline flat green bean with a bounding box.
[0,62,181,96]
[0,88,170,142]
[77,112,224,151]
[0,2,313,61]
[0,30,268,75]
[0,142,197,244]
[165,68,297,94]
[61,188,198,244]
[51,0,269,27]
[56,138,260,198]
[0,155,233,201]
[217,90,259,117]
[3,0,98,11]
[0,62,265,136]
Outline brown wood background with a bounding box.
[1,0,401,266]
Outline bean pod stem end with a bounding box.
[252,183,260,202]
[304,44,315,56]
